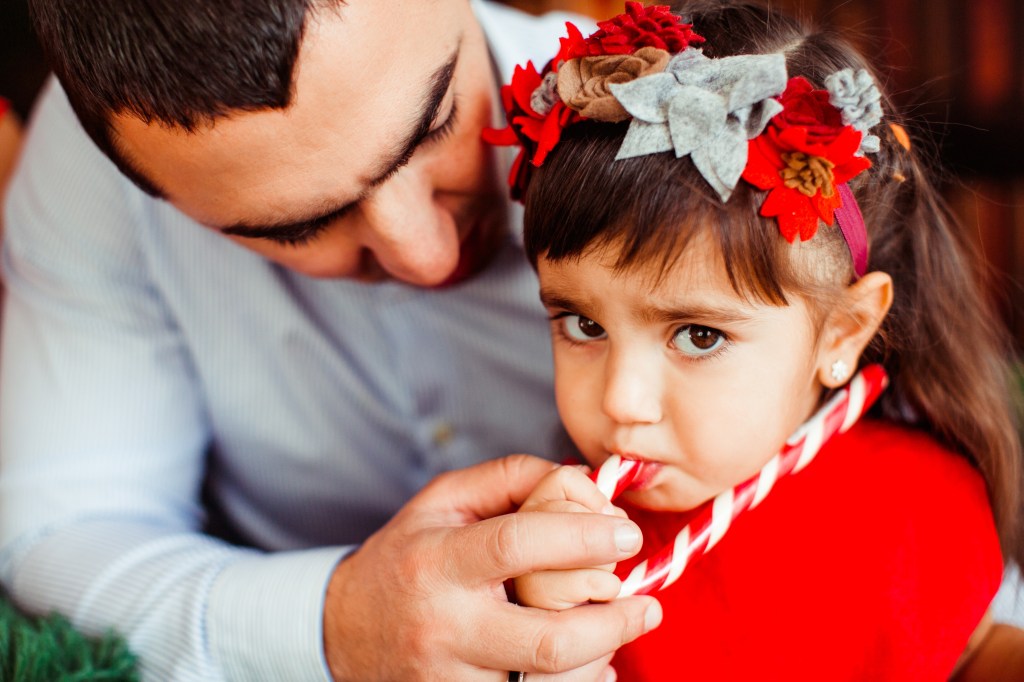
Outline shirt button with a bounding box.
[432,422,455,448]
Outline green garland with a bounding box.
[0,596,138,682]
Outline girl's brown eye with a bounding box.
[673,324,725,356]
[561,314,607,342]
[578,317,604,338]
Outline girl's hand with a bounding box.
[514,465,633,610]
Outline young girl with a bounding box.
[486,1,1023,678]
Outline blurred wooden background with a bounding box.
[1,0,1022,350]
[502,0,1024,353]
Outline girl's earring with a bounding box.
[830,359,849,383]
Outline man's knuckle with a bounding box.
[532,625,570,673]
[622,604,644,644]
[393,553,431,597]
[487,515,525,573]
[392,533,445,593]
[574,519,603,556]
[418,470,453,501]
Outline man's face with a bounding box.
[112,0,506,285]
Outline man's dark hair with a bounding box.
[29,0,336,195]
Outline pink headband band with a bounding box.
[834,183,869,279]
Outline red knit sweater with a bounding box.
[612,420,1002,681]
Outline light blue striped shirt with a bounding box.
[0,3,586,679]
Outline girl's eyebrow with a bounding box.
[540,285,755,325]
[538,290,580,311]
[633,301,755,325]
[539,290,606,321]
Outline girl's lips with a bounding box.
[611,454,664,492]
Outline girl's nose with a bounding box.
[601,347,664,426]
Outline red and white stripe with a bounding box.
[591,364,889,597]
[593,455,648,501]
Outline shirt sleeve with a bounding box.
[0,78,346,681]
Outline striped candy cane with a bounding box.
[593,455,651,501]
[592,364,888,597]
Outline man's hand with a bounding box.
[323,454,662,681]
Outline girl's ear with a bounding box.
[815,271,893,388]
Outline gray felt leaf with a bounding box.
[745,99,784,138]
[611,73,679,123]
[665,49,706,80]
[616,119,674,159]
[723,54,787,112]
[692,118,749,201]
[667,87,726,157]
[612,47,788,199]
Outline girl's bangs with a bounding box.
[523,121,843,307]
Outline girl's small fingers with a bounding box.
[520,500,592,515]
[515,568,623,611]
[520,499,629,521]
[521,465,618,514]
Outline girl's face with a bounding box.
[538,232,830,512]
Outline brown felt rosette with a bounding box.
[557,47,671,123]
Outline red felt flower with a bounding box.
[481,61,578,201]
[772,77,846,146]
[743,78,871,242]
[556,21,589,64]
[563,2,704,59]
[482,4,703,201]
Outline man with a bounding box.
[0,1,661,679]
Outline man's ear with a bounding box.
[815,271,893,388]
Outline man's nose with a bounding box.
[601,346,664,426]
[354,169,461,287]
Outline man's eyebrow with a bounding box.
[220,45,461,239]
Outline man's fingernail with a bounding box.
[643,601,663,632]
[614,523,641,552]
[603,667,618,682]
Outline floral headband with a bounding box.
[483,2,884,278]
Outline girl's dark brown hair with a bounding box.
[523,0,1023,567]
